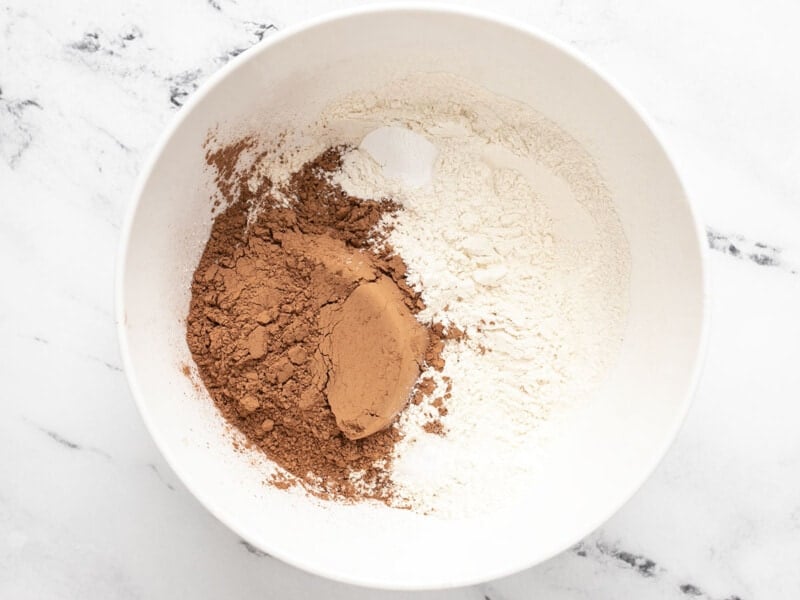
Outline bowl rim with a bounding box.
[115,2,710,590]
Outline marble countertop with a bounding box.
[2,1,799,598]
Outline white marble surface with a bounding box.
[2,0,799,597]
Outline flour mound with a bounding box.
[327,74,631,517]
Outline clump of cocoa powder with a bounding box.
[186,143,450,501]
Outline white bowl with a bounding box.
[117,5,708,590]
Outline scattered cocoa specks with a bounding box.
[422,420,445,435]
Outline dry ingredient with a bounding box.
[189,72,630,517]
[328,74,631,515]
[320,275,430,440]
[187,146,449,501]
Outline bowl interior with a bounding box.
[119,8,706,589]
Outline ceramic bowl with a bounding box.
[117,5,708,589]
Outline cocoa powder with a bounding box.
[186,144,447,501]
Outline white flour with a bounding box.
[260,74,630,517]
[326,74,630,517]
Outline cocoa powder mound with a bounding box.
[186,145,447,501]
